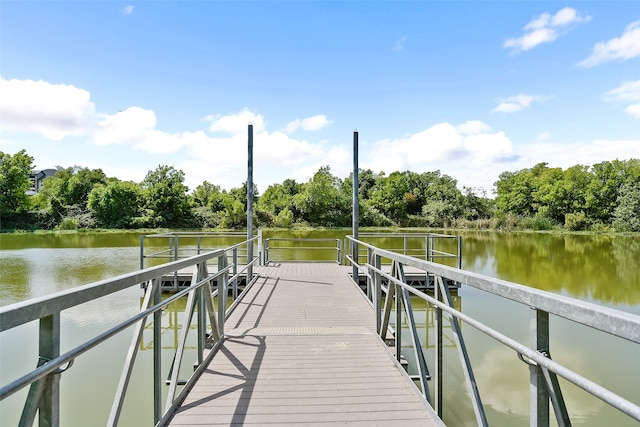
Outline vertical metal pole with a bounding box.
[140,236,145,270]
[367,248,374,299]
[404,235,408,256]
[153,279,162,424]
[233,248,238,299]
[247,123,254,281]
[218,256,227,337]
[457,236,463,269]
[352,130,359,282]
[257,228,263,266]
[197,264,205,366]
[435,279,444,417]
[425,236,430,262]
[39,313,61,427]
[374,254,382,334]
[531,308,550,427]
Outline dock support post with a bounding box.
[352,130,359,282]
[247,123,254,282]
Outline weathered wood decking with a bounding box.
[167,262,442,426]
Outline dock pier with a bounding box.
[167,262,441,426]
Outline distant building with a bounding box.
[28,169,57,195]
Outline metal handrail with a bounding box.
[345,235,640,425]
[0,236,262,426]
[355,232,462,268]
[264,238,342,264]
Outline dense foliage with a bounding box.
[1,149,638,232]
[0,149,34,222]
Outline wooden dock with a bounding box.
[166,262,443,426]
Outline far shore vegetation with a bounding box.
[2,149,639,234]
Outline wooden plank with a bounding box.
[167,263,442,426]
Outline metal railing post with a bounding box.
[232,248,238,299]
[531,308,550,427]
[457,236,463,269]
[38,313,61,427]
[218,255,227,337]
[153,278,162,424]
[197,263,206,366]
[367,247,373,300]
[140,236,145,270]
[374,254,382,334]
[257,228,263,266]
[435,275,443,417]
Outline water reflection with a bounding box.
[461,232,640,309]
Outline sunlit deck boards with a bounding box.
[167,262,442,426]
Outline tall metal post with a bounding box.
[247,124,254,281]
[352,130,359,282]
[39,314,61,426]
[531,308,550,427]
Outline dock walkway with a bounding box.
[167,262,442,426]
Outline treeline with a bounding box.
[1,149,639,232]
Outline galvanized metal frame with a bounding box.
[346,235,640,426]
[0,235,260,426]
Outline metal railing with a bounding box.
[354,232,462,268]
[140,231,262,269]
[263,237,342,264]
[0,236,261,427]
[345,235,640,426]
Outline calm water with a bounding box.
[0,230,638,426]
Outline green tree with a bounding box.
[495,163,550,217]
[613,183,640,232]
[293,166,350,226]
[88,180,143,228]
[257,179,301,221]
[461,187,494,220]
[368,171,410,222]
[142,165,191,227]
[0,149,34,220]
[193,181,225,211]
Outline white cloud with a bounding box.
[604,80,640,119]
[492,94,544,113]
[579,20,640,67]
[474,347,602,419]
[364,121,640,194]
[284,114,332,134]
[537,132,551,140]
[123,5,134,15]
[366,121,513,175]
[393,36,407,51]
[626,104,640,119]
[504,7,591,54]
[93,107,156,146]
[0,77,95,140]
[205,108,265,133]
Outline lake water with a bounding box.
[1,230,638,426]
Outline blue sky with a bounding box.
[1,1,639,194]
